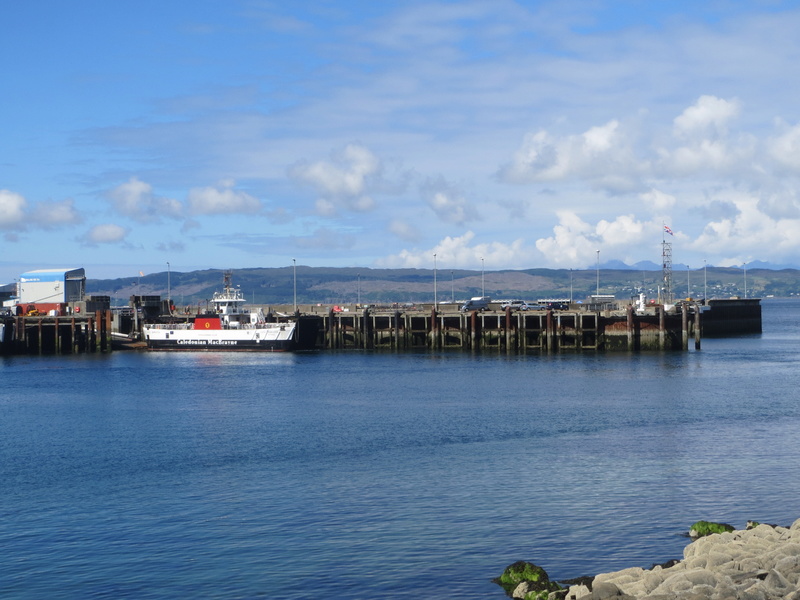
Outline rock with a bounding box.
[688,520,735,538]
[565,583,591,600]
[501,519,800,600]
[495,561,562,598]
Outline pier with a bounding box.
[292,303,701,353]
[0,311,113,355]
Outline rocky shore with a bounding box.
[496,518,800,600]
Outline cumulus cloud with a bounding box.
[673,95,741,140]
[0,190,27,229]
[187,179,261,215]
[498,120,642,193]
[420,177,478,224]
[0,190,83,231]
[29,199,82,228]
[766,122,800,172]
[535,211,666,268]
[657,96,756,175]
[690,191,800,265]
[81,223,129,246]
[108,177,183,222]
[378,231,531,269]
[640,188,676,213]
[288,143,383,215]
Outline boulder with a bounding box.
[495,561,562,598]
[688,520,735,538]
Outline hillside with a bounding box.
[87,265,800,307]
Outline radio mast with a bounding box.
[661,225,673,303]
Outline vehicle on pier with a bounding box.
[460,296,491,312]
[142,271,301,351]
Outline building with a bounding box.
[18,268,86,306]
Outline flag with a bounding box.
[664,225,674,236]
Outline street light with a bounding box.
[481,257,485,297]
[292,258,297,313]
[357,273,361,305]
[451,270,454,303]
[570,268,573,303]
[744,262,747,299]
[704,259,707,302]
[433,253,437,307]
[595,250,600,297]
[167,261,171,315]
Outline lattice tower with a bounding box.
[662,238,673,303]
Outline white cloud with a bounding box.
[420,177,478,224]
[690,191,800,264]
[535,211,666,268]
[640,188,676,213]
[673,95,740,139]
[109,177,183,222]
[766,122,800,172]
[0,191,82,231]
[288,143,383,215]
[187,179,261,215]
[82,223,128,245]
[498,120,642,193]
[378,231,531,269]
[30,199,82,228]
[0,190,28,229]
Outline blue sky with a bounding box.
[3,0,800,282]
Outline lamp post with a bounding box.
[481,257,485,297]
[433,253,437,308]
[744,262,747,299]
[292,258,297,313]
[704,259,707,302]
[451,270,454,303]
[357,273,361,305]
[166,261,171,315]
[570,268,573,303]
[596,250,600,297]
[687,265,690,299]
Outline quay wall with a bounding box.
[701,298,762,336]
[286,305,700,353]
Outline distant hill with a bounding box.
[87,264,800,307]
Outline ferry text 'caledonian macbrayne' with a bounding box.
[142,272,304,351]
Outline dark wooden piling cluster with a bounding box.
[315,305,700,352]
[0,311,113,355]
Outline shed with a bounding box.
[18,268,86,305]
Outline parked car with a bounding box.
[460,296,491,312]
[500,300,529,311]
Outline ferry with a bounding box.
[142,272,299,351]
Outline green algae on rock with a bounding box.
[493,561,563,598]
[689,520,735,538]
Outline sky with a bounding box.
[3,0,800,282]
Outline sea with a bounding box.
[2,299,800,599]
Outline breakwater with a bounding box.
[557,519,800,600]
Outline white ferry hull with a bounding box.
[143,323,298,351]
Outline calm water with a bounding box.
[2,300,800,599]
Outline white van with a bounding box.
[460,296,491,312]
